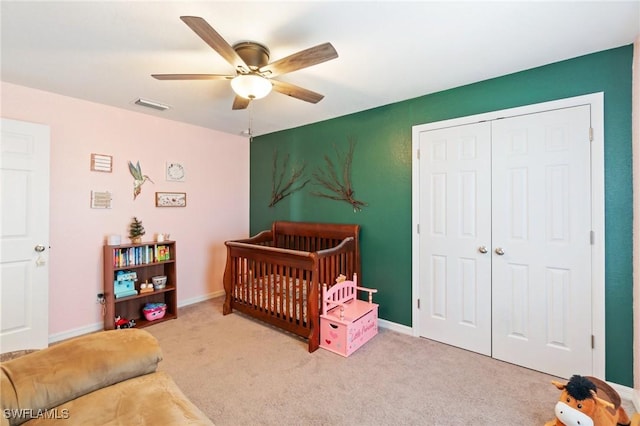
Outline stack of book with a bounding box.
[111,244,171,268]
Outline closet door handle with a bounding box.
[478,246,488,254]
[495,247,505,256]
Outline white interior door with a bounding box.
[491,106,592,378]
[418,122,492,356]
[415,103,594,379]
[0,118,50,353]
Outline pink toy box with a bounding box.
[142,302,166,321]
[320,274,378,357]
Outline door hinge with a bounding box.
[417,149,420,159]
[591,335,595,349]
[417,298,420,309]
[589,127,594,142]
[417,223,420,234]
[590,230,595,245]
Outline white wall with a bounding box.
[1,81,249,339]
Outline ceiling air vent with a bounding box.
[134,98,170,111]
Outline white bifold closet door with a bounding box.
[418,105,592,378]
[418,121,493,356]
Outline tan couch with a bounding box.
[0,328,213,425]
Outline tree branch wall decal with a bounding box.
[312,137,367,211]
[269,149,310,207]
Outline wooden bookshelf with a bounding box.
[103,241,178,330]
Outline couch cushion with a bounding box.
[1,329,162,426]
[1,367,18,426]
[22,371,213,425]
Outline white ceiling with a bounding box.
[2,1,639,137]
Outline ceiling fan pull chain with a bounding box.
[248,102,254,141]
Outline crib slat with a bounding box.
[283,265,290,321]
[295,266,302,326]
[276,262,283,319]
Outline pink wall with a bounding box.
[1,82,249,338]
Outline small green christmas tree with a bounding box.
[129,217,145,243]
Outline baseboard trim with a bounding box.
[178,290,224,308]
[48,292,225,344]
[49,322,103,344]
[609,382,640,411]
[378,318,412,335]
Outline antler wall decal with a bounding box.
[312,137,367,211]
[269,149,310,207]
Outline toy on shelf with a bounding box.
[114,270,138,298]
[544,375,638,426]
[114,316,135,329]
[139,281,154,294]
[151,275,167,290]
[143,303,167,322]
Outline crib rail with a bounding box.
[272,221,361,280]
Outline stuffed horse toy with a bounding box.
[545,375,639,426]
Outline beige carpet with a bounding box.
[147,297,636,425]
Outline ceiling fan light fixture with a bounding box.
[231,74,272,100]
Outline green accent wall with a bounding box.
[250,45,634,386]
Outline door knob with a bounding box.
[495,247,505,256]
[478,246,488,254]
[34,244,46,252]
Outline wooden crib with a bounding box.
[223,221,361,352]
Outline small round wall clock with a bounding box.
[166,162,185,182]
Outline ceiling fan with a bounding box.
[152,16,338,110]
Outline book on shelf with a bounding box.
[153,245,171,262]
[111,243,172,268]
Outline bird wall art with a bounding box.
[128,160,154,200]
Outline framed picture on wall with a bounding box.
[155,192,186,207]
[90,153,113,172]
[165,162,186,182]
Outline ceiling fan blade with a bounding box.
[259,42,338,78]
[180,16,249,73]
[232,95,251,110]
[151,74,232,80]
[271,80,324,104]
